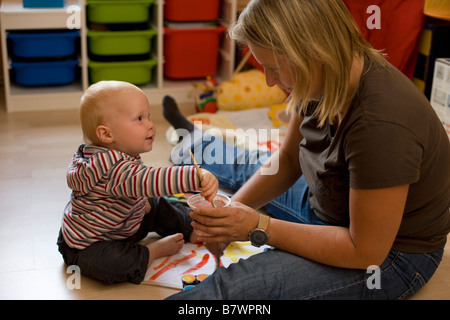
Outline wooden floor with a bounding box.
[0,100,448,300]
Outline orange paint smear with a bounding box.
[153,256,171,270]
[150,251,197,280]
[182,253,210,275]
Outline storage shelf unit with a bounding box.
[1,0,236,112]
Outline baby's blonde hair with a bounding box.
[79,80,139,145]
[229,0,386,127]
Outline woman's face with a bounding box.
[248,43,324,98]
[248,43,294,93]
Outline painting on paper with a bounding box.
[142,241,270,289]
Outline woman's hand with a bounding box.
[189,201,260,243]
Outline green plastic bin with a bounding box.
[88,59,157,85]
[88,29,157,56]
[86,0,155,24]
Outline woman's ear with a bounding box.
[96,125,114,145]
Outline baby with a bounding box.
[57,81,218,284]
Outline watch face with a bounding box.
[250,229,268,247]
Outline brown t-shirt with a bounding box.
[299,57,450,253]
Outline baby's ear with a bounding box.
[96,125,114,144]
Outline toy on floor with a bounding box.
[193,76,219,113]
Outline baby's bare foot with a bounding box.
[146,233,184,267]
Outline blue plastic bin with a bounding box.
[23,0,65,8]
[8,30,79,59]
[11,59,79,86]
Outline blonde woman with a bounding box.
[166,0,449,299]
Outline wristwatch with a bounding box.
[249,214,270,247]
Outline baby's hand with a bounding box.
[199,169,218,201]
[144,199,151,214]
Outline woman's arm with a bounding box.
[232,113,304,209]
[191,184,409,270]
[268,184,408,269]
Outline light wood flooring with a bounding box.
[0,100,448,300]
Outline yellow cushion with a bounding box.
[217,69,287,111]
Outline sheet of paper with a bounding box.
[142,241,270,289]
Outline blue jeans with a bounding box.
[167,246,444,299]
[167,131,444,299]
[170,130,315,223]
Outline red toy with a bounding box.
[193,76,219,113]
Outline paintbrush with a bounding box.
[189,149,203,183]
[189,150,216,206]
[189,149,221,270]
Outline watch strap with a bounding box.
[258,214,270,232]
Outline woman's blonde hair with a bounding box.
[229,0,386,126]
[79,80,137,145]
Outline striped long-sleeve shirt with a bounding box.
[62,144,200,250]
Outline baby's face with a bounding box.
[106,87,155,157]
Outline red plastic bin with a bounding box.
[164,0,220,22]
[164,26,226,79]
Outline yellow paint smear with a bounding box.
[223,241,264,263]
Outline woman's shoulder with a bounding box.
[350,59,437,135]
